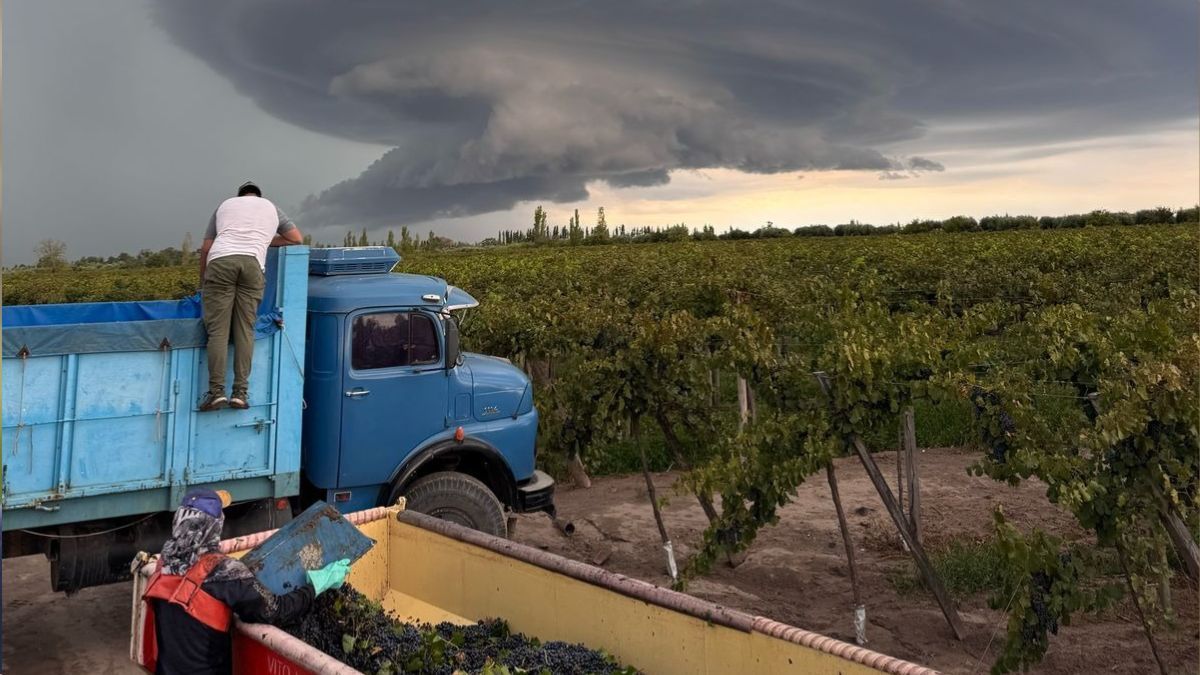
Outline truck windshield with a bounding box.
[351,311,440,369]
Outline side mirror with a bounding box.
[444,315,462,370]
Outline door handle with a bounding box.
[344,388,371,399]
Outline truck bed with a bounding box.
[2,247,309,532]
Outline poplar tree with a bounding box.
[590,207,610,243]
[569,209,583,245]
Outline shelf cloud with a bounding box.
[151,0,1197,228]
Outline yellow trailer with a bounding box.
[132,505,938,675]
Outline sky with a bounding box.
[3,0,1197,263]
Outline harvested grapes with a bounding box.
[287,586,639,675]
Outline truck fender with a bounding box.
[384,438,518,509]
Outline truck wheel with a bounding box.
[404,472,508,538]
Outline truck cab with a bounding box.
[300,247,553,537]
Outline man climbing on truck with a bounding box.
[141,488,350,675]
[198,180,304,411]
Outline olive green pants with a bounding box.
[203,255,265,397]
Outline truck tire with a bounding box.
[404,471,508,538]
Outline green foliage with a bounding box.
[987,511,1123,673]
[532,205,549,243]
[568,209,583,245]
[888,538,1008,597]
[583,434,674,476]
[1135,207,1175,225]
[912,398,976,448]
[959,291,1198,669]
[941,215,979,232]
[793,224,834,237]
[589,207,610,244]
[682,409,835,578]
[979,215,1038,231]
[4,265,197,304]
[834,221,877,236]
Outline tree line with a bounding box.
[15,204,1196,271]
[489,204,1199,246]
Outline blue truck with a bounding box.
[1,246,554,592]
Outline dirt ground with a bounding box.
[512,448,1198,675]
[2,447,1195,674]
[3,554,139,674]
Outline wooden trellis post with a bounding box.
[903,407,922,545]
[639,444,678,582]
[737,376,750,431]
[896,424,905,512]
[826,462,867,644]
[814,372,966,641]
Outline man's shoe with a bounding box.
[199,392,228,412]
[229,393,249,409]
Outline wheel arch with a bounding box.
[384,438,519,509]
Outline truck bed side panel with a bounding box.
[2,247,309,531]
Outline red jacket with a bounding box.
[140,553,314,675]
[143,554,233,632]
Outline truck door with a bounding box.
[339,309,448,488]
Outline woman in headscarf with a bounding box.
[142,488,350,675]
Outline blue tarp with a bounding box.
[3,295,205,327]
[3,254,285,357]
[2,301,283,357]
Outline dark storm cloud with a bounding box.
[604,170,672,189]
[907,157,944,173]
[877,155,945,180]
[151,0,1197,229]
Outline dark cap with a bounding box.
[180,488,232,519]
[237,181,262,197]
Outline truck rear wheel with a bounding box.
[404,471,508,538]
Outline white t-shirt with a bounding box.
[204,196,296,270]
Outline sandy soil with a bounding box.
[2,448,1195,674]
[3,555,139,674]
[510,448,1198,675]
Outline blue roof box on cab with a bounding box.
[309,246,400,276]
[306,246,478,313]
